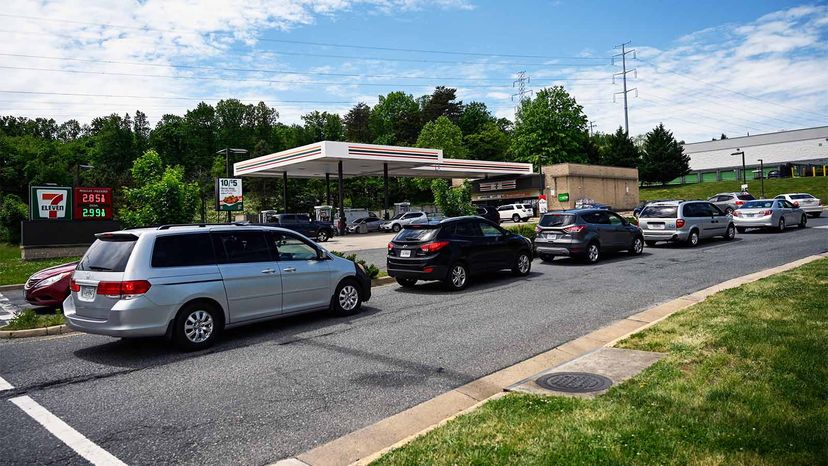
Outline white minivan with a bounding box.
[498,204,533,223]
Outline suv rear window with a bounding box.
[539,214,575,227]
[395,226,438,242]
[640,205,678,218]
[77,236,136,272]
[737,194,755,201]
[152,234,215,268]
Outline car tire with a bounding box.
[392,224,401,233]
[686,229,699,247]
[583,242,600,264]
[645,240,657,247]
[396,277,417,288]
[628,236,644,255]
[331,278,363,316]
[736,227,746,234]
[444,263,470,291]
[777,217,785,232]
[512,251,532,276]
[723,224,736,240]
[512,214,520,223]
[317,230,329,242]
[798,215,807,228]
[173,301,222,351]
[538,253,555,262]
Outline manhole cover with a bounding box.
[535,372,613,393]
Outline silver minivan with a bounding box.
[64,225,372,350]
[638,201,736,247]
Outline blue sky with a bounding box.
[3,0,827,142]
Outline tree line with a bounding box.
[0,85,690,242]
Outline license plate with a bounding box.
[80,286,96,300]
[650,223,665,229]
[400,250,411,257]
[545,233,558,240]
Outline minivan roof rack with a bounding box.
[157,223,208,230]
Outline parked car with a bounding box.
[380,211,427,232]
[498,204,533,223]
[733,199,807,232]
[263,213,335,242]
[638,200,736,247]
[633,199,680,218]
[64,225,371,350]
[533,209,643,264]
[767,170,782,179]
[774,193,823,217]
[386,217,533,291]
[347,215,384,233]
[475,205,500,224]
[410,212,446,225]
[707,192,756,214]
[24,261,78,308]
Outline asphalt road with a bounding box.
[1,218,826,465]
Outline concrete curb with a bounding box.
[0,324,72,339]
[0,284,24,292]
[279,252,828,466]
[371,276,395,287]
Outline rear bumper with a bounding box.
[534,238,586,256]
[63,295,174,337]
[801,206,823,214]
[642,229,689,242]
[733,216,774,228]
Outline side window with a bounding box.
[782,200,793,208]
[152,233,215,268]
[454,221,482,237]
[497,206,509,212]
[721,195,734,202]
[297,214,310,222]
[709,204,725,216]
[479,222,502,237]
[212,231,272,264]
[607,213,624,225]
[268,232,319,261]
[583,212,610,224]
[774,195,784,200]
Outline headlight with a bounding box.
[34,272,70,288]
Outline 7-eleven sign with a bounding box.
[30,186,72,220]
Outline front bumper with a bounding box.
[63,295,174,337]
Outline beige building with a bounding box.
[543,163,639,211]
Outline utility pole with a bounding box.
[757,158,765,198]
[511,71,533,113]
[613,42,637,135]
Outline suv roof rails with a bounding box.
[157,223,208,230]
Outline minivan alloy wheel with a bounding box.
[338,284,359,311]
[688,230,699,247]
[184,310,214,343]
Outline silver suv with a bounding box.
[64,224,372,350]
[638,200,736,247]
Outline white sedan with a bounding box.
[774,193,822,217]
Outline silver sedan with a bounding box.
[732,199,807,232]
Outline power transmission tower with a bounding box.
[512,71,533,113]
[588,120,597,136]
[613,42,637,134]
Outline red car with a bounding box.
[24,261,78,308]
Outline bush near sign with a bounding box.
[216,177,244,211]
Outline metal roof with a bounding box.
[683,126,828,153]
[233,141,534,179]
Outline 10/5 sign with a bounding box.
[30,186,73,220]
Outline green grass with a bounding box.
[0,243,80,286]
[373,259,828,466]
[1,309,64,330]
[641,176,828,203]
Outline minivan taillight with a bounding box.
[69,277,80,292]
[97,280,151,298]
[563,225,586,234]
[421,241,449,253]
[676,219,686,228]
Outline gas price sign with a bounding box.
[73,187,113,220]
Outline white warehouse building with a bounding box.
[675,125,828,184]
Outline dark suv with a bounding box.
[386,216,533,291]
[533,209,644,264]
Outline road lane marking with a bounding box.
[0,292,20,323]
[10,395,127,466]
[814,225,828,229]
[0,374,13,391]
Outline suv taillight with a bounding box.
[387,242,394,251]
[676,219,686,228]
[69,277,80,292]
[97,280,151,298]
[563,225,586,234]
[421,241,449,253]
[735,200,745,206]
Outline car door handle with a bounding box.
[283,267,297,273]
[261,268,276,274]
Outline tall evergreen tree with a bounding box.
[420,86,464,124]
[601,127,641,168]
[640,123,691,185]
[343,102,373,143]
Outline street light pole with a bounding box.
[731,150,746,190]
[758,158,765,198]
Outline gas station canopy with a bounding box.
[234,141,534,179]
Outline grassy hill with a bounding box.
[641,177,828,202]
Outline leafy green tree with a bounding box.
[416,116,468,158]
[420,86,464,124]
[302,111,344,142]
[119,150,199,228]
[87,114,138,188]
[601,127,641,168]
[150,115,189,169]
[511,86,589,169]
[370,91,421,145]
[640,123,691,185]
[0,194,28,244]
[464,122,509,161]
[343,103,372,143]
[458,101,495,136]
[431,179,475,217]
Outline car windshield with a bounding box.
[539,213,575,227]
[394,226,438,242]
[790,194,814,199]
[741,201,774,209]
[737,194,755,201]
[77,236,136,272]
[640,205,678,218]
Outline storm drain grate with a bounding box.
[535,372,613,393]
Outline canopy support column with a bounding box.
[383,163,389,220]
[282,172,288,212]
[337,161,346,235]
[325,173,331,206]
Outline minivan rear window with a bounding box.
[640,205,678,218]
[152,234,215,268]
[77,237,136,272]
[539,214,575,227]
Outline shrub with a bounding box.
[0,194,29,244]
[329,250,380,279]
[2,309,64,330]
[625,216,639,225]
[505,223,537,241]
